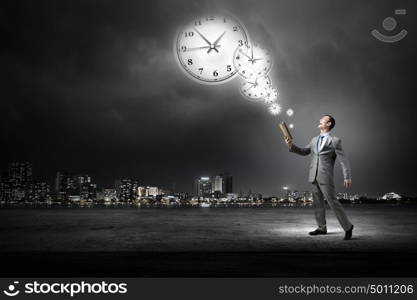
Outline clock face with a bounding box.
[264,87,278,104]
[240,75,271,100]
[175,14,249,84]
[233,43,273,79]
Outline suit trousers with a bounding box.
[311,181,353,231]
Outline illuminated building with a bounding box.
[55,172,96,201]
[115,178,138,202]
[138,186,160,197]
[195,177,212,197]
[28,181,50,202]
[213,173,233,194]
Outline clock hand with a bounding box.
[251,45,254,60]
[208,31,226,53]
[239,51,252,61]
[213,31,226,46]
[246,84,255,91]
[194,27,213,47]
[185,45,221,51]
[207,47,219,53]
[252,58,264,62]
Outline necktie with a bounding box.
[318,136,324,152]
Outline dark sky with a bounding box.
[1,0,416,196]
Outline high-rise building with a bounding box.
[55,171,70,200]
[214,176,223,192]
[73,175,96,201]
[195,177,212,197]
[0,162,34,201]
[55,172,96,201]
[9,162,32,185]
[213,173,233,194]
[0,162,52,203]
[28,182,50,202]
[0,180,11,202]
[115,178,139,202]
[220,172,233,193]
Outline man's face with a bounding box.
[318,116,331,130]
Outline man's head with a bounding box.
[318,115,335,131]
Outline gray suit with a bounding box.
[289,135,353,231]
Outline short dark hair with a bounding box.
[322,115,335,130]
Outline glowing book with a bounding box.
[279,121,293,140]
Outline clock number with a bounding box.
[198,68,203,74]
[180,46,187,52]
[194,20,202,26]
[187,59,193,65]
[227,65,232,72]
[223,18,227,23]
[233,26,239,31]
[184,32,194,37]
[206,16,214,21]
[213,70,218,77]
[238,40,243,46]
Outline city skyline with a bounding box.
[2,0,417,196]
[0,161,411,200]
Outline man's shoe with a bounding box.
[344,224,354,240]
[309,228,327,236]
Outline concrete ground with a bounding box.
[1,204,416,276]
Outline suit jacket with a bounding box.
[289,135,351,185]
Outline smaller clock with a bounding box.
[240,75,271,100]
[264,87,278,104]
[233,43,273,79]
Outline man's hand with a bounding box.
[344,179,352,188]
[284,136,293,148]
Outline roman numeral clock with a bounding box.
[175,14,249,84]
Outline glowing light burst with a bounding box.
[286,108,294,117]
[268,103,281,115]
[289,123,294,129]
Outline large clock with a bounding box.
[175,14,249,84]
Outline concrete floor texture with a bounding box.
[1,204,416,276]
[1,205,416,252]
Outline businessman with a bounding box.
[285,115,354,240]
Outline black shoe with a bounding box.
[309,228,327,235]
[344,224,354,240]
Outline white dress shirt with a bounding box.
[318,132,330,152]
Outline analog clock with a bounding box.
[240,75,271,100]
[263,87,278,104]
[175,14,249,84]
[233,43,273,79]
